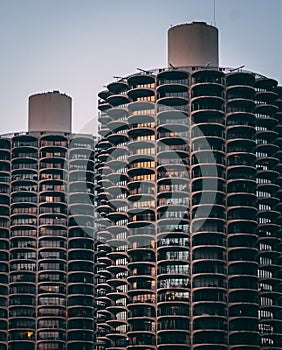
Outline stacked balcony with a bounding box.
[0,139,10,350]
[37,134,67,350]
[67,135,95,350]
[190,69,227,350]
[9,135,38,350]
[255,78,282,349]
[225,72,259,350]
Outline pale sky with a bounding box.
[0,0,281,135]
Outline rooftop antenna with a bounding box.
[229,65,245,72]
[137,67,150,74]
[113,76,124,81]
[213,0,216,26]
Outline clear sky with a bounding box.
[0,0,281,135]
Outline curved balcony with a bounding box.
[127,73,155,88]
[127,226,155,251]
[157,127,188,147]
[229,331,260,349]
[256,141,279,156]
[128,115,155,135]
[127,141,155,164]
[157,316,190,348]
[157,69,189,86]
[256,104,279,119]
[107,94,129,108]
[98,99,111,112]
[157,194,188,214]
[98,112,112,126]
[191,96,224,114]
[227,98,256,115]
[106,162,127,179]
[96,153,110,166]
[0,138,10,150]
[226,111,256,129]
[192,315,227,348]
[128,177,155,194]
[157,82,188,100]
[98,125,111,138]
[227,152,256,167]
[95,138,112,155]
[157,136,189,154]
[191,81,224,99]
[192,135,224,153]
[39,134,68,148]
[107,81,128,95]
[226,123,256,140]
[0,171,11,201]
[12,134,38,149]
[128,126,155,143]
[127,101,155,118]
[256,90,278,104]
[107,205,128,222]
[107,130,129,146]
[192,121,224,137]
[39,164,66,180]
[107,119,128,134]
[107,106,128,122]
[226,84,255,100]
[192,69,224,85]
[157,96,188,114]
[128,86,155,102]
[226,71,255,87]
[11,147,37,162]
[12,158,38,172]
[256,154,279,170]
[157,110,186,130]
[255,77,278,91]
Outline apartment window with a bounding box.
[258,269,272,279]
[258,310,273,319]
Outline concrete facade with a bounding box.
[28,91,72,133]
[168,22,219,68]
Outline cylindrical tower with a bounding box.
[95,21,282,350]
[168,22,219,68]
[0,88,96,350]
[28,91,72,133]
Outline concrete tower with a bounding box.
[168,22,219,68]
[95,22,282,350]
[28,91,72,133]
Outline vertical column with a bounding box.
[255,78,281,349]
[96,79,131,349]
[37,134,68,350]
[0,138,10,350]
[226,72,259,350]
[156,69,190,349]
[9,135,38,350]
[190,69,227,350]
[95,94,114,350]
[126,74,157,349]
[67,135,95,350]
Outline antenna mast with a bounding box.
[213,0,216,26]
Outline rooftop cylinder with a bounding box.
[28,91,72,133]
[168,21,219,68]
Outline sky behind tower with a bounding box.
[0,0,281,134]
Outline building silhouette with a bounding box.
[95,22,282,349]
[0,91,96,350]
